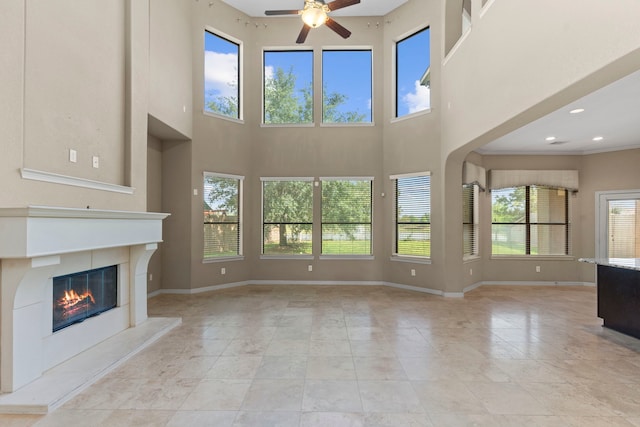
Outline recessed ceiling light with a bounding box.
[545,136,556,141]
[570,108,585,114]
[593,136,604,141]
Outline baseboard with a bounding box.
[477,280,595,287]
[383,281,443,296]
[250,280,386,286]
[148,279,596,299]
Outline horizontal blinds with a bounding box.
[608,199,640,258]
[396,175,431,257]
[462,184,478,257]
[203,175,240,258]
[262,180,313,255]
[321,179,372,255]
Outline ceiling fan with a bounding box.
[265,0,361,44]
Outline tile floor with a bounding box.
[4,284,640,426]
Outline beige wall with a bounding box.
[0,0,149,211]
[5,0,640,296]
[149,0,193,139]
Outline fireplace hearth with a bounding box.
[52,265,118,332]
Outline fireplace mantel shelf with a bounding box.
[0,206,169,259]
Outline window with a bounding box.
[463,184,479,257]
[321,178,372,255]
[392,173,431,258]
[322,50,372,123]
[607,199,640,258]
[396,27,431,117]
[491,186,569,256]
[264,50,313,124]
[203,173,243,259]
[204,30,240,119]
[262,179,313,256]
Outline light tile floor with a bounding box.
[4,285,640,426]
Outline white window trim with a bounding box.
[595,189,640,259]
[393,26,431,120]
[390,172,431,260]
[320,177,374,257]
[262,48,314,126]
[321,47,374,126]
[203,171,244,260]
[204,27,243,121]
[261,177,314,257]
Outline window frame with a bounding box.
[321,48,374,126]
[463,183,479,259]
[596,189,640,259]
[202,171,244,262]
[491,185,570,257]
[390,172,431,262]
[203,28,243,122]
[261,177,315,259]
[262,48,314,127]
[394,26,431,121]
[320,177,374,259]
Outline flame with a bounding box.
[58,288,95,310]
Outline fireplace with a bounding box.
[0,206,170,398]
[52,265,118,332]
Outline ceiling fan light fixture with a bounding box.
[302,4,327,28]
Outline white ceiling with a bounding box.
[476,69,640,155]
[221,0,408,18]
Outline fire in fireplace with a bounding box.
[52,265,118,332]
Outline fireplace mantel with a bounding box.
[0,206,171,406]
[0,206,169,258]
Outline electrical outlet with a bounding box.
[308,265,313,272]
[221,267,226,275]
[149,273,153,281]
[69,149,77,163]
[536,265,541,273]
[92,156,99,168]
[470,268,473,276]
[411,269,416,277]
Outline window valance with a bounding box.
[488,169,579,192]
[462,162,486,191]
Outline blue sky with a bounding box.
[204,27,431,119]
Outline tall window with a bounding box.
[396,27,431,117]
[322,50,372,123]
[463,184,479,257]
[393,173,431,258]
[264,50,313,124]
[608,199,640,258]
[262,179,313,256]
[204,30,240,119]
[203,173,243,259]
[491,186,569,256]
[321,178,372,255]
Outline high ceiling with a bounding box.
[222,0,640,156]
[221,0,408,18]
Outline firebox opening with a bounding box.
[52,265,118,332]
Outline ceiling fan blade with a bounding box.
[265,9,301,16]
[325,17,351,39]
[327,0,360,12]
[296,24,311,44]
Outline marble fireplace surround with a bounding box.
[0,206,178,413]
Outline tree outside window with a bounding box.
[204,30,240,119]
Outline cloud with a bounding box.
[402,80,431,114]
[204,51,238,97]
[264,65,274,81]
